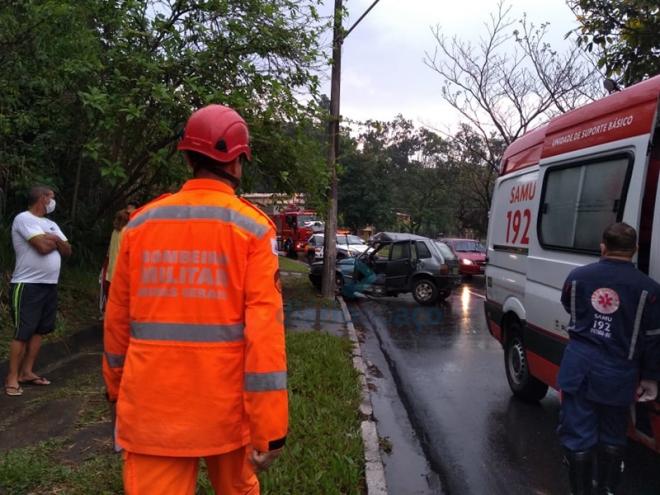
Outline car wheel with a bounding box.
[504,326,548,402]
[412,278,438,305]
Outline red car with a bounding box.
[440,238,486,276]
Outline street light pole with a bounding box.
[321,0,343,298]
[321,0,382,299]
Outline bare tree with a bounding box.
[514,15,602,112]
[425,1,602,151]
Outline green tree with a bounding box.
[338,130,394,232]
[0,0,328,264]
[568,0,660,86]
[338,118,456,237]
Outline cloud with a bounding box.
[319,0,580,130]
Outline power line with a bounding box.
[344,0,382,40]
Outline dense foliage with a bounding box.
[568,0,660,86]
[0,0,328,264]
[338,118,498,239]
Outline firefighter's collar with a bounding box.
[181,178,235,195]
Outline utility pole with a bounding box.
[321,0,381,299]
[321,0,343,299]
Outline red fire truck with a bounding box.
[270,209,321,257]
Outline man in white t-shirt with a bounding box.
[4,186,72,396]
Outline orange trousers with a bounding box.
[123,446,259,495]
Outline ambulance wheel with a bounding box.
[505,331,548,402]
[412,278,438,305]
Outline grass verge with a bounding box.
[259,332,364,494]
[0,333,363,495]
[0,439,122,495]
[281,272,338,310]
[278,255,309,274]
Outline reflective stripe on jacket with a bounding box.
[103,178,287,457]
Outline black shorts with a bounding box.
[10,283,58,342]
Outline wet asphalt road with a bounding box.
[349,278,660,495]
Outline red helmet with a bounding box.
[177,104,252,163]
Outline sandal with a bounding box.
[4,385,24,396]
[19,376,51,386]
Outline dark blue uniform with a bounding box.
[558,258,660,451]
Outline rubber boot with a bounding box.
[596,444,625,495]
[564,449,594,495]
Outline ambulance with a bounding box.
[484,75,660,451]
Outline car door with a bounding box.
[386,241,412,290]
[353,242,389,283]
[371,243,391,276]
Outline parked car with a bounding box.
[305,233,369,264]
[440,238,487,276]
[350,232,460,305]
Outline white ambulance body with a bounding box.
[484,75,660,451]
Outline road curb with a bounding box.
[338,296,388,495]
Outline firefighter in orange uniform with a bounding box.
[103,104,287,495]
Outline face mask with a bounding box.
[46,199,56,214]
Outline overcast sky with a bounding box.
[318,0,581,132]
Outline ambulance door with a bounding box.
[633,120,660,450]
[644,123,660,281]
[527,154,633,391]
[525,131,658,389]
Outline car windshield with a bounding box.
[434,242,456,260]
[337,235,364,245]
[452,240,485,252]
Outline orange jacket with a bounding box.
[103,179,287,457]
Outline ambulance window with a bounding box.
[540,155,631,253]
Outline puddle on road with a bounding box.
[351,302,445,495]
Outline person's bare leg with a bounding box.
[5,340,26,388]
[19,334,44,382]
